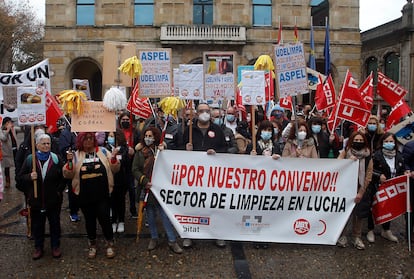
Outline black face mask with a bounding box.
[352,142,365,151]
[121,121,130,129]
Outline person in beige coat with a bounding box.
[282,120,318,158]
[63,132,120,259]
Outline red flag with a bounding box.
[336,71,370,127]
[372,175,410,225]
[279,96,293,110]
[127,81,152,119]
[386,99,412,129]
[315,74,336,111]
[326,105,340,133]
[264,72,274,103]
[277,19,283,44]
[294,23,298,43]
[235,87,246,119]
[359,72,374,110]
[377,72,407,107]
[45,91,64,134]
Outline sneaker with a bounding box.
[352,237,366,250]
[106,243,115,259]
[52,247,62,258]
[366,230,375,243]
[32,248,43,260]
[381,230,398,242]
[117,222,125,233]
[112,223,117,233]
[168,241,183,254]
[215,239,226,248]
[88,241,97,259]
[337,236,348,248]
[70,214,80,222]
[182,238,192,248]
[147,239,158,251]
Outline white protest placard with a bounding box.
[274,43,308,98]
[138,48,172,98]
[71,101,116,132]
[240,70,266,105]
[203,52,236,104]
[17,86,46,126]
[72,79,91,100]
[178,64,204,100]
[152,150,358,245]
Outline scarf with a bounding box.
[36,151,51,161]
[258,139,273,155]
[142,145,156,178]
[347,148,370,188]
[382,148,396,159]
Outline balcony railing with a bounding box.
[160,25,246,44]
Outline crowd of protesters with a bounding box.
[1,100,414,260]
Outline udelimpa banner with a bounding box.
[151,150,358,245]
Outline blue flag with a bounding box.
[309,20,316,70]
[324,17,330,75]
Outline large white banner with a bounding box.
[152,150,358,245]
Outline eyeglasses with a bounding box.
[40,142,51,145]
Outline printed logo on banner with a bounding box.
[293,218,310,235]
[175,215,210,225]
[237,215,270,234]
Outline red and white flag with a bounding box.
[377,72,407,107]
[45,91,64,134]
[336,71,370,127]
[360,72,374,110]
[315,74,336,111]
[279,95,293,110]
[235,88,247,119]
[386,99,412,129]
[127,81,152,119]
[372,175,410,225]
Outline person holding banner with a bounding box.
[63,132,120,259]
[282,120,318,158]
[250,120,282,157]
[337,131,373,250]
[366,132,403,243]
[18,133,65,260]
[132,126,183,254]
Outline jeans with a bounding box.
[146,203,177,242]
[31,208,61,249]
[128,175,137,215]
[111,183,128,223]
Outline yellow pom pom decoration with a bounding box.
[158,97,186,119]
[118,56,142,79]
[58,90,88,115]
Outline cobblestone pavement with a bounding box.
[1,170,414,279]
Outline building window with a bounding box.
[311,0,328,26]
[252,0,272,26]
[384,53,399,83]
[193,0,213,25]
[134,0,154,26]
[77,0,95,26]
[366,57,378,83]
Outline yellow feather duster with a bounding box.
[158,97,185,119]
[58,90,88,115]
[118,56,142,79]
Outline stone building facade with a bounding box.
[43,0,361,102]
[361,0,414,109]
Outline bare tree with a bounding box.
[0,1,44,72]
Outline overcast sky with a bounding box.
[10,0,410,32]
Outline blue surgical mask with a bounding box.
[226,115,236,122]
[383,142,395,150]
[107,136,115,146]
[261,131,272,141]
[380,123,385,130]
[367,124,377,132]
[311,125,321,134]
[213,118,223,126]
[273,128,279,135]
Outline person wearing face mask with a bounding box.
[365,132,403,243]
[308,117,343,158]
[132,127,183,254]
[224,106,238,134]
[211,108,238,154]
[270,104,289,130]
[337,131,373,250]
[250,120,281,157]
[282,120,318,158]
[363,115,384,153]
[181,103,227,248]
[234,120,252,154]
[105,129,135,234]
[271,120,285,155]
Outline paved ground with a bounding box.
[1,171,414,279]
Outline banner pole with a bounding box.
[31,125,37,198]
[407,174,411,252]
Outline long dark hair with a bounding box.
[345,131,368,151]
[140,127,161,146]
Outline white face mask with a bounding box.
[297,131,307,140]
[144,137,155,146]
[198,112,211,122]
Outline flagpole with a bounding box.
[407,174,411,252]
[333,70,348,133]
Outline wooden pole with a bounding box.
[30,126,37,198]
[251,106,256,152]
[189,100,193,145]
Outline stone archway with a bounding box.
[68,58,102,101]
